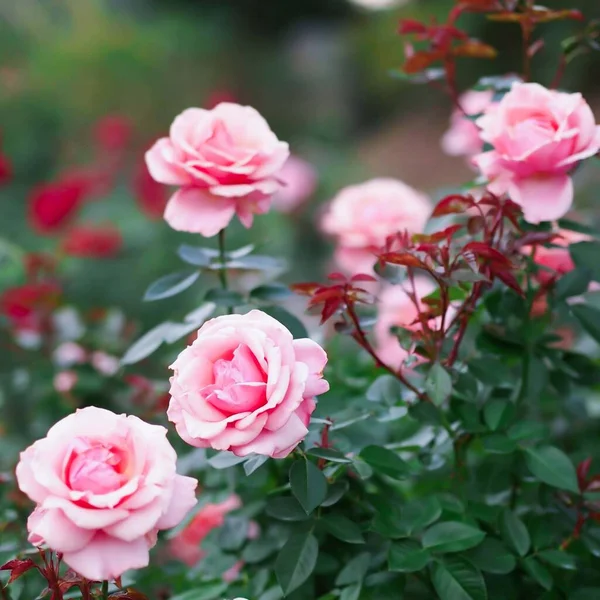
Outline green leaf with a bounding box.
[322,481,349,507]
[207,452,247,469]
[169,581,228,600]
[262,306,309,339]
[422,522,486,554]
[399,497,442,535]
[464,537,516,574]
[508,420,548,442]
[143,270,200,301]
[244,454,269,476]
[571,241,600,281]
[555,267,592,300]
[500,509,530,557]
[335,553,371,586]
[359,445,409,479]
[524,446,579,494]
[275,531,319,596]
[425,363,453,405]
[266,497,311,522]
[366,375,404,404]
[242,536,281,564]
[177,244,217,266]
[307,448,352,464]
[289,459,328,514]
[226,253,286,272]
[522,557,553,591]
[389,540,430,572]
[483,400,514,431]
[482,434,517,455]
[218,516,248,551]
[339,584,361,600]
[571,304,600,343]
[430,556,487,600]
[204,288,245,307]
[250,283,293,302]
[538,549,577,570]
[322,515,365,544]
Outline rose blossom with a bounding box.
[374,277,445,368]
[53,370,78,394]
[145,103,289,237]
[441,90,494,158]
[167,310,329,458]
[271,155,318,213]
[321,178,431,274]
[16,407,197,581]
[53,342,86,367]
[473,82,600,224]
[169,494,258,567]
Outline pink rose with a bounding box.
[321,178,431,274]
[16,407,198,581]
[473,82,600,224]
[167,310,329,458]
[53,370,78,393]
[441,90,494,157]
[53,342,86,367]
[145,103,289,237]
[530,229,589,285]
[374,278,446,368]
[271,155,318,213]
[170,494,242,566]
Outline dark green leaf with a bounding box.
[262,306,309,339]
[482,434,517,455]
[275,531,319,596]
[144,270,200,301]
[339,584,361,600]
[430,556,487,600]
[335,553,371,586]
[389,540,430,572]
[522,557,553,591]
[538,549,577,570]
[226,254,286,272]
[366,375,404,405]
[242,536,281,564]
[360,445,409,479]
[508,421,547,442]
[218,516,248,551]
[524,446,579,494]
[204,288,245,307]
[555,268,592,300]
[464,537,516,574]
[207,452,247,469]
[266,497,311,522]
[571,241,600,281]
[250,283,293,302]
[169,582,228,600]
[571,304,600,343]
[500,509,530,557]
[425,363,453,406]
[321,481,349,508]
[289,459,328,514]
[322,515,365,544]
[178,244,217,267]
[422,522,486,554]
[307,448,352,464]
[484,400,515,431]
[400,496,442,535]
[244,454,269,476]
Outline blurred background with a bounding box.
[1,0,600,448]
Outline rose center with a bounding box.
[65,437,129,495]
[204,344,267,414]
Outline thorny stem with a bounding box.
[217,228,233,315]
[317,420,331,470]
[345,298,427,401]
[101,580,109,600]
[560,510,586,550]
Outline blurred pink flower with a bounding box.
[53,370,78,393]
[145,103,289,237]
[321,178,431,274]
[530,229,589,285]
[441,90,494,158]
[473,82,600,224]
[53,342,86,367]
[91,351,120,376]
[271,155,318,213]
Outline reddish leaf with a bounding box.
[456,0,503,10]
[290,282,321,296]
[109,591,148,600]
[492,268,524,297]
[531,8,584,23]
[321,298,343,324]
[310,287,344,307]
[328,272,347,281]
[463,242,512,267]
[351,273,378,283]
[413,225,464,244]
[432,194,476,217]
[378,252,430,270]
[453,40,498,59]
[578,457,593,491]
[398,19,428,35]
[0,558,37,583]
[467,216,485,235]
[403,50,445,74]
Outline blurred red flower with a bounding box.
[0,152,11,185]
[132,158,168,219]
[94,114,133,154]
[28,174,92,234]
[0,281,61,329]
[62,224,122,258]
